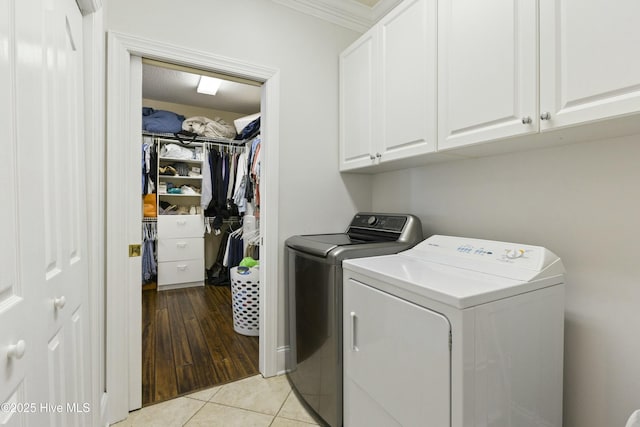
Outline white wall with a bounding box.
[371,134,640,427]
[106,0,372,354]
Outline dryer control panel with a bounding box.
[402,235,564,281]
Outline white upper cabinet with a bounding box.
[438,0,538,150]
[340,0,437,171]
[340,30,376,171]
[340,0,640,168]
[539,0,640,131]
[439,0,640,151]
[378,0,437,162]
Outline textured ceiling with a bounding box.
[142,64,262,115]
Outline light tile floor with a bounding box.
[111,374,322,427]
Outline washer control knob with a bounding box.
[367,216,377,226]
[505,248,525,259]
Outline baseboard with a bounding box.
[157,280,204,291]
[100,392,109,427]
[276,345,289,375]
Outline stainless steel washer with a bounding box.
[285,213,423,427]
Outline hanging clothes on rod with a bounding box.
[206,218,242,286]
[141,219,157,284]
[223,226,246,269]
[142,135,158,195]
[203,142,245,219]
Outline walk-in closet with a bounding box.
[140,61,263,406]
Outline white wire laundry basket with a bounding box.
[230,266,260,336]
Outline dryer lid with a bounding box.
[343,235,565,309]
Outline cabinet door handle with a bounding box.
[369,154,375,160]
[176,242,187,248]
[375,152,382,158]
[177,219,187,226]
[177,264,188,271]
[54,296,66,310]
[350,311,359,352]
[540,112,551,120]
[521,116,532,124]
[7,340,26,360]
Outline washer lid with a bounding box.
[285,233,364,257]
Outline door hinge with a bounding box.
[129,244,141,257]
[449,331,452,351]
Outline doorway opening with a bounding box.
[140,61,262,405]
[106,31,280,423]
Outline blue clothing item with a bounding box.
[142,239,157,282]
[236,117,260,140]
[142,108,185,133]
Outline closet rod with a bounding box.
[143,131,246,147]
[205,216,241,223]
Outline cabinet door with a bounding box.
[343,279,450,427]
[339,30,377,171]
[438,0,538,150]
[540,0,640,130]
[379,0,437,161]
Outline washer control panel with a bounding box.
[351,214,408,232]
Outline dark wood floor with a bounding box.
[142,285,260,406]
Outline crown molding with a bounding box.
[76,0,102,15]
[370,0,403,22]
[271,0,401,33]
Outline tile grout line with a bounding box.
[180,399,208,427]
[267,390,292,427]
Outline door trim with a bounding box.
[106,31,280,423]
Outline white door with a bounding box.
[539,0,640,130]
[379,0,437,161]
[1,0,91,426]
[0,3,35,425]
[343,279,451,427]
[339,30,377,171]
[438,0,538,150]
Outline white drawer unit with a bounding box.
[157,258,205,288]
[157,215,204,290]
[157,237,203,262]
[158,215,204,239]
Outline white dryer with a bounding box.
[342,235,565,427]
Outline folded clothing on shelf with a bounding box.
[160,143,196,160]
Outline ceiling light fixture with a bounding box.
[197,76,222,95]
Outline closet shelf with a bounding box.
[159,156,203,164]
[143,130,246,146]
[159,193,201,198]
[159,176,203,181]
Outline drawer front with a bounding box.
[158,258,204,285]
[158,215,203,238]
[158,237,203,262]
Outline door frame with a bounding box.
[106,31,280,423]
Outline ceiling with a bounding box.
[142,0,387,115]
[142,64,262,115]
